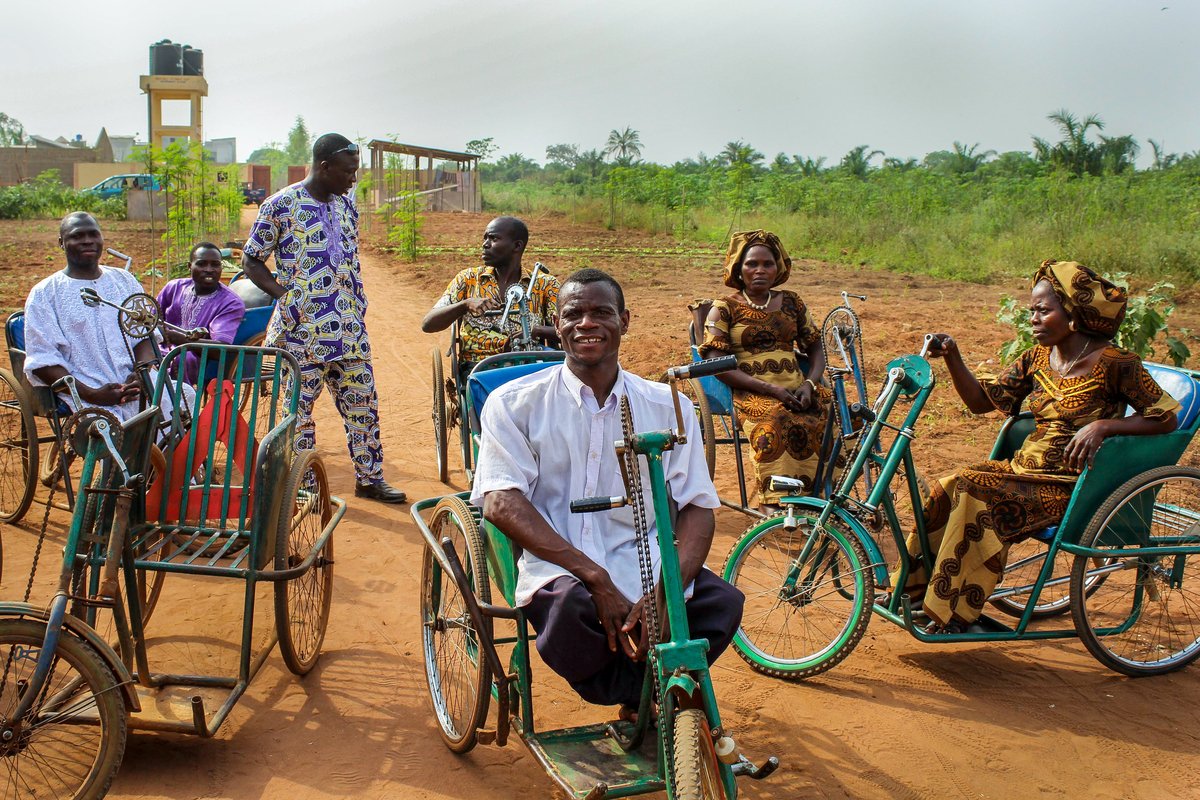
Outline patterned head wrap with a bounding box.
[1032,259,1128,339]
[723,230,792,289]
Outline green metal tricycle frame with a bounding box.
[723,334,1200,678]
[413,353,777,799]
[0,342,344,797]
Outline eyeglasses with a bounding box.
[329,142,360,157]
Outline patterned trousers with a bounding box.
[286,357,384,484]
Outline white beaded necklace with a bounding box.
[741,290,772,311]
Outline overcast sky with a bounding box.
[3,0,1197,167]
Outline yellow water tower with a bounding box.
[139,40,207,149]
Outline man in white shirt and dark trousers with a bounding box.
[471,268,743,719]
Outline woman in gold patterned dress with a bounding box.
[698,230,828,510]
[894,260,1180,633]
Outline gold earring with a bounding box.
[1069,320,1077,332]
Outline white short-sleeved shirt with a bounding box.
[23,267,144,420]
[471,364,720,607]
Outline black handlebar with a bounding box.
[849,403,876,423]
[570,496,627,514]
[666,354,738,380]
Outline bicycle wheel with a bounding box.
[1070,467,1200,676]
[0,368,37,524]
[821,306,862,375]
[0,618,128,799]
[991,537,1109,620]
[131,444,169,625]
[237,332,278,418]
[670,708,727,800]
[432,348,449,484]
[421,495,492,754]
[723,512,872,679]
[273,451,334,676]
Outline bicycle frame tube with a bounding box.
[629,427,737,799]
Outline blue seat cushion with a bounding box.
[6,313,69,416]
[690,345,735,416]
[1137,363,1200,430]
[1032,525,1057,543]
[234,305,274,345]
[467,361,561,434]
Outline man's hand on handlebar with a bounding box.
[465,296,500,316]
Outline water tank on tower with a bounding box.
[150,39,183,75]
[182,45,204,76]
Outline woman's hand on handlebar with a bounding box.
[925,333,959,360]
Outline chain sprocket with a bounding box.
[118,292,161,339]
[61,407,123,459]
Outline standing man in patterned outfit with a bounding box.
[242,133,406,504]
[421,216,560,377]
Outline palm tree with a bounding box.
[840,145,884,177]
[1032,109,1105,176]
[949,141,996,173]
[576,149,606,181]
[1098,134,1139,174]
[1149,139,1179,170]
[604,127,643,164]
[718,140,764,168]
[794,155,826,177]
[883,157,919,171]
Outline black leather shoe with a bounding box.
[355,480,408,504]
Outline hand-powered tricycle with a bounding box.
[0,340,342,799]
[412,354,777,799]
[722,334,1200,680]
[430,261,558,484]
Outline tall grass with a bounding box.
[483,168,1200,284]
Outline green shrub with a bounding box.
[0,170,125,220]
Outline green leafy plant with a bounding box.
[0,170,124,220]
[996,273,1192,366]
[135,141,243,282]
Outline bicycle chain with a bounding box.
[618,395,675,789]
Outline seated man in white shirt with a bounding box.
[23,212,156,421]
[471,268,743,718]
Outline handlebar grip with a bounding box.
[666,354,738,380]
[849,403,876,423]
[570,496,628,514]
[481,310,503,317]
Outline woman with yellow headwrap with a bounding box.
[892,260,1180,633]
[698,230,828,509]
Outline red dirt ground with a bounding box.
[1,211,1198,799]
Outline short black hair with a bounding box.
[312,133,354,162]
[189,241,221,262]
[492,216,529,247]
[562,268,625,312]
[59,211,98,237]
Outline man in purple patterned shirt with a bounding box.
[157,242,246,384]
[241,133,406,504]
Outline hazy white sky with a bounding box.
[3,0,1197,166]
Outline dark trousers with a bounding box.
[524,570,745,708]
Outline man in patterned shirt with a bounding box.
[421,216,560,377]
[241,133,406,504]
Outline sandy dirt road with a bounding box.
[1,212,1198,799]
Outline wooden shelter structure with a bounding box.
[367,139,481,213]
